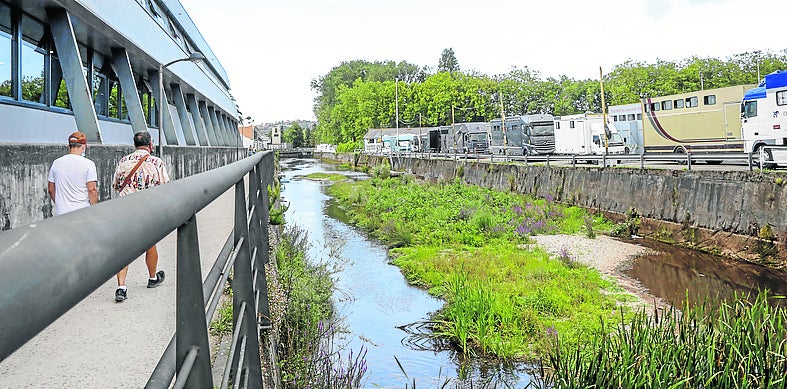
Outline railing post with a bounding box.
[249,164,272,329]
[233,180,264,389]
[686,152,692,170]
[640,153,644,169]
[175,215,213,387]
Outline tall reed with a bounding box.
[544,291,786,388]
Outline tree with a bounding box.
[438,48,460,74]
[284,122,305,148]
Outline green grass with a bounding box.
[301,172,347,181]
[328,177,631,361]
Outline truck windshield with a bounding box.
[530,124,554,136]
[467,133,487,142]
[610,133,623,143]
[742,101,757,119]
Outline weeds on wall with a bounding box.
[268,181,289,225]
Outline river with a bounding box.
[280,158,533,388]
[279,157,786,388]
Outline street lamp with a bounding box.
[158,51,205,158]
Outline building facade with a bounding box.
[0,0,239,146]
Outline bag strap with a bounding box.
[117,154,149,193]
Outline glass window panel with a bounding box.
[674,99,684,108]
[0,3,10,98]
[21,42,45,103]
[108,80,119,118]
[627,114,635,121]
[93,72,107,115]
[662,100,673,110]
[92,51,105,73]
[0,23,10,97]
[704,95,716,105]
[78,43,89,70]
[776,91,787,106]
[21,14,44,46]
[49,55,69,108]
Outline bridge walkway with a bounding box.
[0,186,236,387]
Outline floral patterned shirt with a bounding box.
[112,149,170,196]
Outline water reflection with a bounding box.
[624,239,787,308]
[280,158,534,388]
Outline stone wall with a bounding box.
[331,154,786,261]
[0,144,242,231]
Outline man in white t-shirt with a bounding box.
[47,131,98,215]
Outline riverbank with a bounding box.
[530,234,668,311]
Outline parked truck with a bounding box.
[641,84,753,157]
[553,113,626,162]
[489,114,555,155]
[740,70,787,166]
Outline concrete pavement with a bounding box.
[0,185,236,388]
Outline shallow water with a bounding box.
[623,238,787,308]
[280,159,534,388]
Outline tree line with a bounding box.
[306,49,787,151]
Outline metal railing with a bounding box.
[0,151,275,388]
[368,150,773,171]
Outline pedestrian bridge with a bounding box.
[0,152,276,388]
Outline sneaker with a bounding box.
[147,271,166,288]
[115,288,127,302]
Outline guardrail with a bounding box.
[377,149,773,171]
[0,151,275,388]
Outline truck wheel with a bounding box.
[754,144,776,169]
[674,147,688,165]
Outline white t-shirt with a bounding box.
[48,154,98,215]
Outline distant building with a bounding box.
[271,126,283,145]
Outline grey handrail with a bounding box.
[0,150,275,387]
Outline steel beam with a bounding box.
[148,69,178,145]
[186,94,210,146]
[111,47,146,136]
[208,106,226,146]
[170,84,197,145]
[46,8,102,143]
[198,100,218,146]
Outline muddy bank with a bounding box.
[531,234,668,310]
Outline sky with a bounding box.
[182,0,787,124]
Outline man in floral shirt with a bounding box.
[111,131,170,302]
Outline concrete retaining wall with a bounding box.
[328,154,785,261]
[0,144,242,231]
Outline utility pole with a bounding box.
[500,91,507,156]
[395,77,399,154]
[599,67,609,155]
[451,104,456,156]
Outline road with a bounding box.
[0,186,235,388]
